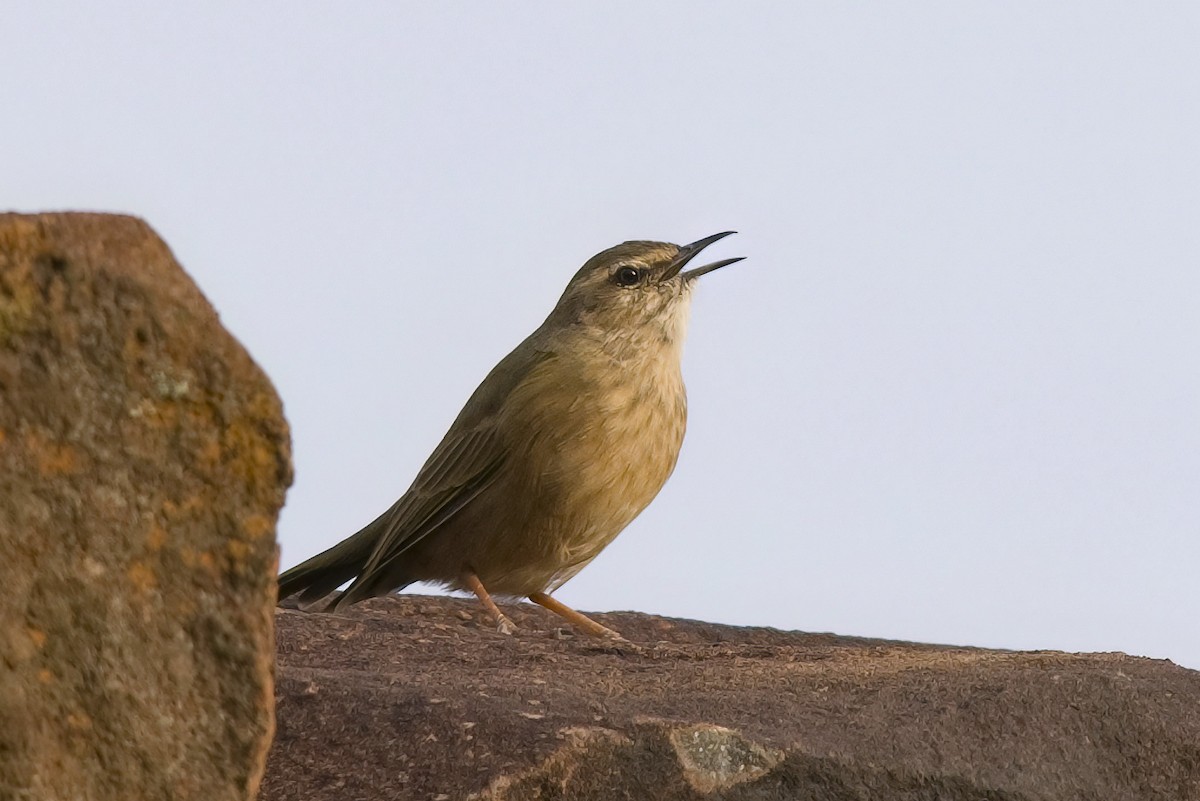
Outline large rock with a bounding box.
[265,595,1200,800]
[0,213,292,801]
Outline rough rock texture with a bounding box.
[0,213,292,801]
[265,596,1200,801]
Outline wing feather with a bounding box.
[335,423,506,605]
[333,347,558,606]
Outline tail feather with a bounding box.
[277,518,383,604]
[329,559,407,609]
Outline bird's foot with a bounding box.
[462,568,518,635]
[528,592,626,641]
[595,624,626,642]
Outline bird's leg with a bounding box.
[528,592,624,640]
[460,569,516,634]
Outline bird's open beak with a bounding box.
[665,231,746,281]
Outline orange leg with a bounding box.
[461,569,516,635]
[529,592,623,640]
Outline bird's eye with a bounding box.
[614,266,641,287]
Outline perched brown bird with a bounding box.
[278,232,743,638]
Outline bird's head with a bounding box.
[550,232,743,342]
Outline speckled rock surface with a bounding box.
[265,595,1200,800]
[0,212,292,801]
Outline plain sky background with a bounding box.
[5,3,1197,669]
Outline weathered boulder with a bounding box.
[0,213,292,801]
[265,595,1200,800]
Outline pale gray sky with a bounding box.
[6,3,1198,668]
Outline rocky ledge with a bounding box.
[264,595,1200,800]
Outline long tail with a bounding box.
[277,517,384,605]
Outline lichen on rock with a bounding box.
[0,212,292,801]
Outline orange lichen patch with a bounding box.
[223,418,282,489]
[37,669,54,685]
[183,403,219,435]
[146,524,168,552]
[242,514,274,539]
[127,395,186,430]
[127,560,158,593]
[227,539,251,562]
[182,547,220,577]
[66,712,93,731]
[24,431,82,476]
[198,436,222,467]
[40,444,80,474]
[161,494,205,522]
[27,627,48,649]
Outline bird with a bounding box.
[278,232,743,638]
